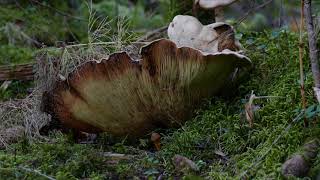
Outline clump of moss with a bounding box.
[0,45,33,65]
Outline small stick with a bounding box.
[299,0,308,127]
[304,0,320,104]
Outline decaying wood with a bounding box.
[0,63,35,81]
[304,0,320,103]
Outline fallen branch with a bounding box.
[136,26,168,42]
[0,63,35,81]
[299,0,308,126]
[236,0,274,27]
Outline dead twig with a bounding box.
[0,63,35,81]
[304,0,320,104]
[136,26,168,42]
[299,0,308,127]
[235,0,274,27]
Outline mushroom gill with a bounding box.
[42,16,251,137]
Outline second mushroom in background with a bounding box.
[194,0,239,22]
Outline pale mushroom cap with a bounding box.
[168,15,203,48]
[195,0,238,9]
[168,15,240,54]
[151,132,161,142]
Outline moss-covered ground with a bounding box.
[1,29,320,179]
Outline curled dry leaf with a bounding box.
[245,92,256,128]
[41,16,251,137]
[244,92,283,128]
[172,155,199,172]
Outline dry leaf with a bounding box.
[245,92,256,128]
[172,155,199,172]
[0,81,12,91]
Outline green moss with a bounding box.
[159,30,320,179]
[0,81,33,101]
[0,45,34,65]
[0,4,87,46]
[1,28,320,179]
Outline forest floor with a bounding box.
[0,2,320,180]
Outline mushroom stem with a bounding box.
[214,7,224,22]
[193,2,216,24]
[154,142,161,151]
[151,132,161,151]
[211,9,216,23]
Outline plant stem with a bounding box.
[214,7,224,22]
[304,0,320,104]
[299,0,308,127]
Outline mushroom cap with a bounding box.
[42,15,251,137]
[42,39,251,137]
[194,0,238,9]
[168,15,241,53]
[151,132,161,142]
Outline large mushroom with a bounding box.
[41,15,251,137]
[194,0,239,22]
